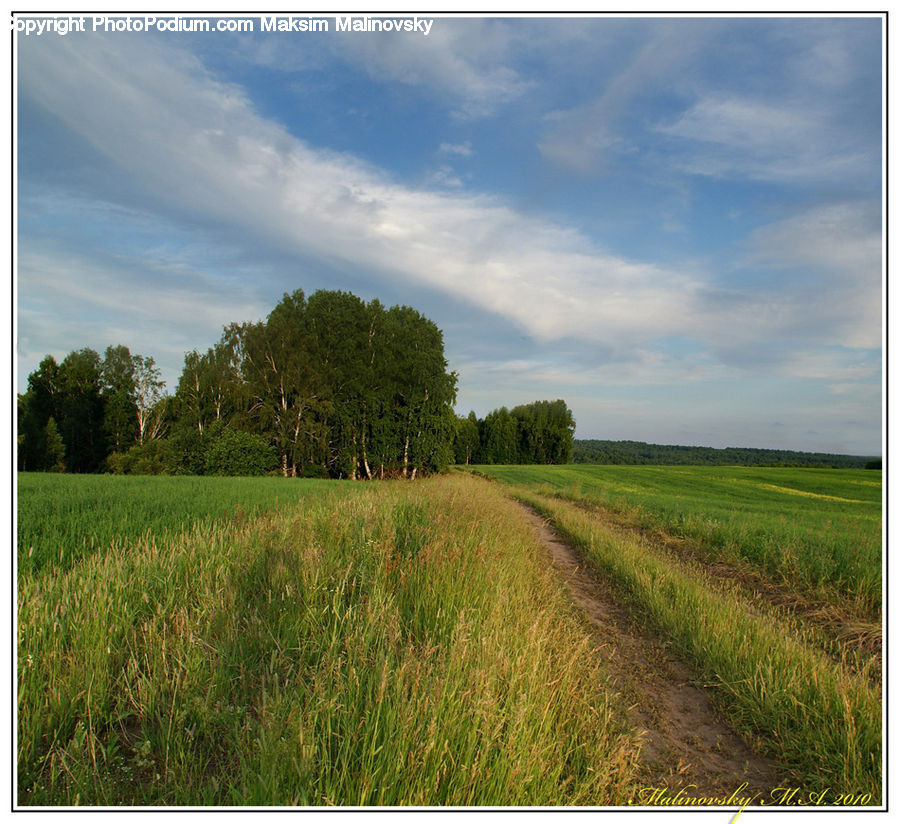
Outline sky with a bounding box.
[15,13,884,455]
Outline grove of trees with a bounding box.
[452,400,575,465]
[18,289,459,479]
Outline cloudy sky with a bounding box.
[15,14,884,454]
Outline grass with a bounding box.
[474,465,882,620]
[17,473,639,806]
[16,473,337,577]
[504,485,881,802]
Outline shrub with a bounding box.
[203,428,278,476]
[107,439,179,475]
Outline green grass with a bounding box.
[16,473,338,577]
[513,489,881,801]
[18,474,639,806]
[474,465,882,619]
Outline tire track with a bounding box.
[518,502,783,800]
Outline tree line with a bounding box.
[572,439,880,469]
[18,289,459,479]
[452,400,575,465]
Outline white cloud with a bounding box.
[425,165,463,188]
[438,141,474,157]
[18,35,721,352]
[331,18,532,118]
[17,245,269,389]
[17,33,881,386]
[657,95,874,183]
[537,20,716,173]
[740,202,882,349]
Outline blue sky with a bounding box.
[15,14,884,454]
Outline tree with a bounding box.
[240,290,330,477]
[133,355,166,444]
[17,356,60,471]
[56,349,106,473]
[203,427,278,476]
[44,417,66,472]
[101,345,138,453]
[453,412,480,465]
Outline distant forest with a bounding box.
[17,289,574,478]
[573,439,881,469]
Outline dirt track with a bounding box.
[518,503,783,800]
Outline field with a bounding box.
[474,464,882,801]
[17,466,882,806]
[17,472,637,806]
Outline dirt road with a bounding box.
[518,503,783,802]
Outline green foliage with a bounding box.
[573,438,878,468]
[453,411,480,464]
[203,428,278,476]
[107,440,179,476]
[19,347,168,474]
[43,417,66,473]
[463,400,575,465]
[19,289,458,480]
[178,289,458,479]
[101,344,138,453]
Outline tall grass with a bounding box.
[475,465,882,619]
[16,473,336,577]
[18,474,639,806]
[515,490,881,802]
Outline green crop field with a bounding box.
[469,464,882,802]
[17,467,883,806]
[16,473,340,577]
[474,465,882,620]
[17,472,637,806]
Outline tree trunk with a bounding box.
[361,426,372,481]
[282,453,289,478]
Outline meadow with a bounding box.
[16,466,883,806]
[17,472,638,806]
[17,473,338,577]
[476,465,882,621]
[473,464,882,801]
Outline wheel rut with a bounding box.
[518,503,784,801]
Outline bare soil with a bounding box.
[518,503,784,801]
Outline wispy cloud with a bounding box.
[739,201,882,349]
[18,34,721,354]
[438,141,474,157]
[657,95,876,183]
[17,28,882,409]
[17,242,269,387]
[331,18,532,118]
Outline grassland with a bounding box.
[17,473,638,806]
[17,473,338,577]
[17,466,883,806]
[476,465,882,621]
[472,464,882,802]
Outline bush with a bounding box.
[106,440,178,475]
[203,428,278,476]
